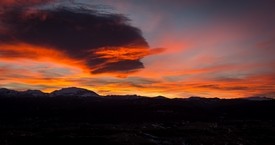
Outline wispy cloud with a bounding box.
[0,0,275,98]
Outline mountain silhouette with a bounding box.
[0,87,275,145]
[0,87,99,98]
[50,87,99,97]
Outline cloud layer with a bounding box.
[0,1,151,74]
[1,0,275,98]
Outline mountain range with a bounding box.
[0,87,99,98]
[0,87,274,101]
[0,87,274,145]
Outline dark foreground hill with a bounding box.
[0,93,275,145]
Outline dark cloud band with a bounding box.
[0,2,150,74]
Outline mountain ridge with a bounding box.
[0,87,274,100]
[0,87,99,98]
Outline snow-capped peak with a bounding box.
[50,87,99,97]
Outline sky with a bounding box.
[0,0,275,98]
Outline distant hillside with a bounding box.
[1,87,274,101]
[0,87,99,98]
[0,88,275,145]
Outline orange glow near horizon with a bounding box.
[1,0,275,99]
[0,42,275,98]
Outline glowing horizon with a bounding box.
[0,0,275,98]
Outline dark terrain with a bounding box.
[0,94,274,145]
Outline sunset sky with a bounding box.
[0,0,275,98]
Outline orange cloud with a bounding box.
[94,47,161,62]
[0,43,86,67]
[0,43,93,92]
[1,0,275,99]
